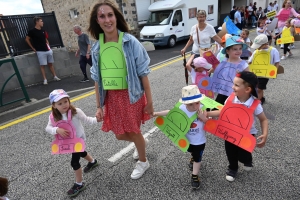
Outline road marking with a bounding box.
[108,127,158,162]
[0,91,95,130]
[151,54,190,71]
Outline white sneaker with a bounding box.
[280,44,284,49]
[243,166,253,172]
[43,79,48,85]
[281,56,286,60]
[54,76,61,81]
[288,53,293,57]
[252,25,255,27]
[131,159,150,179]
[291,44,295,49]
[132,138,149,160]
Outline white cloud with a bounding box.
[0,0,43,15]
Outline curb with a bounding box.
[0,87,94,125]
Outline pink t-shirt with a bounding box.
[277,8,299,28]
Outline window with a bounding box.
[69,9,79,19]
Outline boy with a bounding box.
[153,85,206,189]
[198,71,268,181]
[249,34,280,104]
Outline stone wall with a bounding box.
[0,48,81,92]
[41,0,139,52]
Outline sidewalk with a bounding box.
[0,74,94,124]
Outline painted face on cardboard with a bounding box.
[226,44,243,60]
[53,97,70,114]
[232,77,251,98]
[185,101,200,112]
[96,5,117,34]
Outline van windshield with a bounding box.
[146,10,173,25]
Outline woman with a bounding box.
[277,0,300,32]
[245,6,249,27]
[181,10,221,68]
[88,0,153,179]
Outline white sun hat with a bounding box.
[179,85,203,104]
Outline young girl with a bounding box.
[216,34,232,62]
[186,56,212,83]
[153,85,206,189]
[240,29,252,60]
[0,177,9,200]
[213,36,249,105]
[198,71,268,182]
[276,18,293,59]
[45,89,99,197]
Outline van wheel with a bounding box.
[167,36,176,47]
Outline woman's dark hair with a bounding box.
[0,177,8,196]
[51,98,77,122]
[88,0,129,40]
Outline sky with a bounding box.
[0,0,44,15]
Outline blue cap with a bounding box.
[221,35,248,54]
[49,89,69,104]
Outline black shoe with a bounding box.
[67,182,86,197]
[83,159,99,173]
[188,158,194,171]
[80,77,89,82]
[226,169,237,182]
[260,97,265,105]
[191,175,200,189]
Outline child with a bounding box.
[186,56,212,84]
[249,34,280,104]
[0,177,9,200]
[45,89,99,197]
[198,71,268,182]
[240,29,252,60]
[275,18,293,59]
[153,85,206,189]
[216,34,232,62]
[214,36,249,105]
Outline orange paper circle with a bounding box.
[208,91,213,96]
[156,117,164,126]
[216,105,223,110]
[269,70,275,77]
[74,143,83,152]
[278,40,281,43]
[205,52,212,56]
[239,137,252,149]
[205,120,217,131]
[178,139,187,148]
[52,144,59,153]
[202,80,209,87]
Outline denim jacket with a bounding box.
[90,31,150,107]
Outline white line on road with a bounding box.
[108,126,159,162]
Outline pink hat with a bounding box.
[193,57,212,70]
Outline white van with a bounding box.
[140,0,218,47]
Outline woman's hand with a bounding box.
[144,102,154,116]
[180,48,186,55]
[96,107,103,122]
[56,128,69,138]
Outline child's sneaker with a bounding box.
[243,163,253,172]
[291,44,295,49]
[280,44,284,49]
[132,138,149,160]
[288,53,293,57]
[188,158,194,171]
[226,169,237,182]
[67,182,86,197]
[83,159,99,173]
[191,174,200,189]
[281,55,287,60]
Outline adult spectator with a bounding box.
[240,6,246,28]
[274,1,279,11]
[234,7,242,29]
[256,7,265,19]
[268,2,274,12]
[73,25,92,83]
[25,16,60,85]
[276,0,300,32]
[245,6,249,27]
[230,6,237,21]
[181,10,222,63]
[248,3,257,27]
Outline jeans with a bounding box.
[251,15,256,26]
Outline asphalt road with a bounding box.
[1,31,300,199]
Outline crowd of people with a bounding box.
[2,0,300,198]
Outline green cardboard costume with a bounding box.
[99,32,128,90]
[154,102,198,152]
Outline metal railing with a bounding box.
[0,11,64,58]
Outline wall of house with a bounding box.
[41,0,140,51]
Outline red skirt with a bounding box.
[102,90,150,134]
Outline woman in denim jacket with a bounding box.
[88,0,153,179]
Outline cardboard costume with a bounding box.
[50,110,85,155]
[99,32,128,90]
[204,93,259,153]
